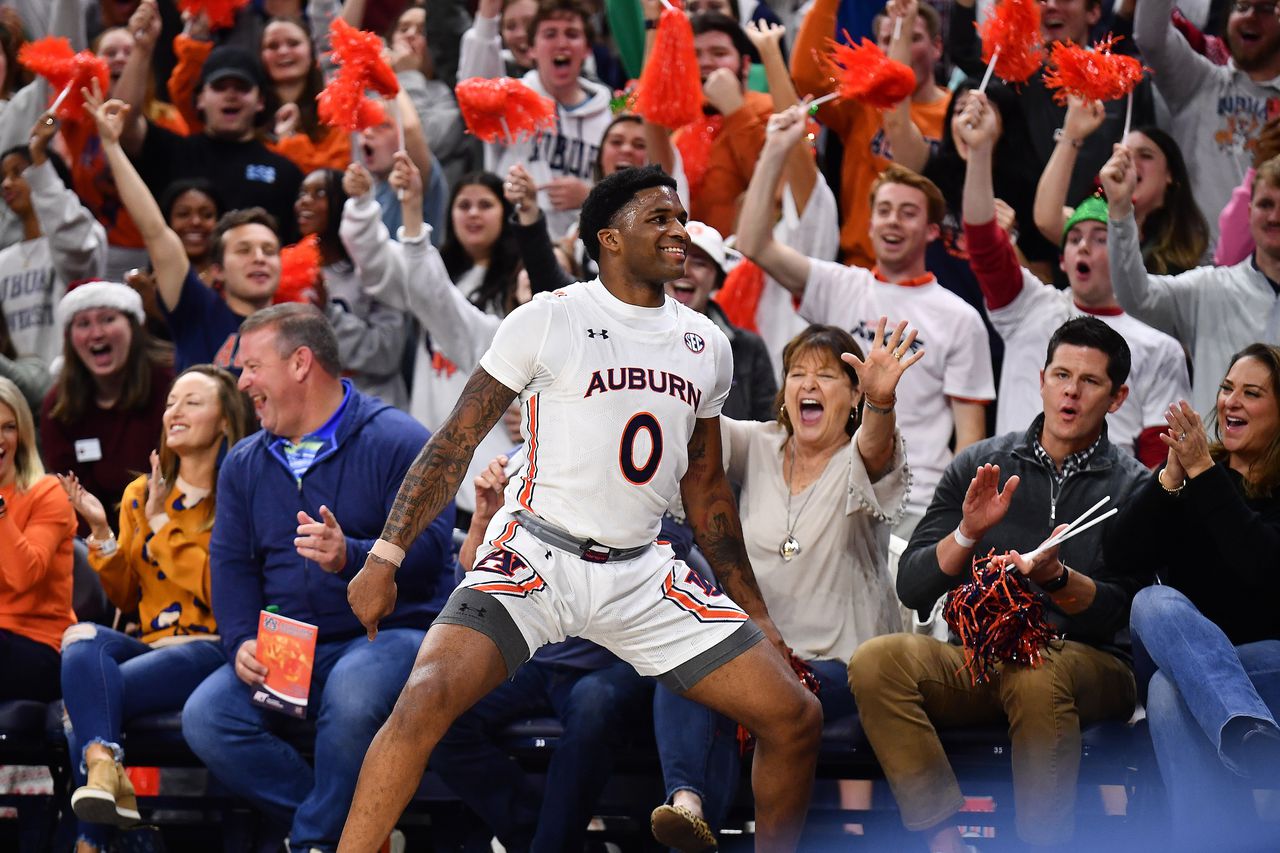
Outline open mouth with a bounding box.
[219,106,244,121]
[1075,261,1092,278]
[168,423,190,437]
[87,342,114,367]
[669,280,695,303]
[1224,415,1248,433]
[660,246,687,263]
[880,232,904,247]
[1058,403,1079,421]
[551,54,572,69]
[799,398,824,426]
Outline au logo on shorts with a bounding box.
[470,549,547,598]
[660,569,747,623]
[684,332,706,354]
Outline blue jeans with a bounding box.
[653,657,854,834]
[60,627,225,846]
[430,658,653,853]
[181,629,425,853]
[1131,585,1280,852]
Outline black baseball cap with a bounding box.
[198,46,265,90]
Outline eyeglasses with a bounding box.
[1232,1,1278,15]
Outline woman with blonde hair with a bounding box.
[0,375,77,703]
[59,364,252,851]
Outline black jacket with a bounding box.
[899,418,1153,652]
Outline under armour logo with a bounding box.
[587,329,609,339]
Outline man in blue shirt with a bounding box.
[181,304,455,853]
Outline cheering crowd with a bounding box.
[0,0,1279,850]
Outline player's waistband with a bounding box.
[512,511,650,564]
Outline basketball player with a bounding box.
[338,165,824,852]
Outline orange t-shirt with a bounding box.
[791,0,950,268]
[0,476,77,652]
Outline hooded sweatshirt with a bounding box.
[210,385,456,661]
[481,70,615,240]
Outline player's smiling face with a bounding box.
[615,186,689,284]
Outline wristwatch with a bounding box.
[1041,563,1071,593]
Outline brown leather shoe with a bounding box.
[650,803,718,852]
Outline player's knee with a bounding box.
[386,666,459,742]
[759,682,822,751]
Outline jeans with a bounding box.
[653,658,855,834]
[1130,584,1280,852]
[430,658,652,853]
[61,628,225,846]
[181,628,425,853]
[847,633,1135,845]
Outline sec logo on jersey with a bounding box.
[684,332,706,354]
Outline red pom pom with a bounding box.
[674,113,722,199]
[17,37,110,122]
[456,77,558,144]
[943,551,1061,685]
[824,34,916,110]
[976,0,1044,85]
[177,0,251,31]
[274,234,322,305]
[635,3,702,130]
[317,19,400,132]
[1043,35,1148,105]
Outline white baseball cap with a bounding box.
[684,221,728,273]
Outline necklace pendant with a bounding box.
[779,535,802,562]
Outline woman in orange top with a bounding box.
[0,376,76,702]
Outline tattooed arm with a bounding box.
[347,365,518,637]
[680,416,789,660]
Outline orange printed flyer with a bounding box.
[251,610,318,719]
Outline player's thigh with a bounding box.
[392,622,513,725]
[678,640,817,739]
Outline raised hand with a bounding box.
[28,112,58,165]
[274,102,301,138]
[1062,95,1105,143]
[389,151,422,201]
[959,463,1021,542]
[295,505,348,574]
[342,162,373,198]
[993,198,1017,235]
[840,316,924,406]
[58,472,111,539]
[504,163,540,224]
[1159,400,1213,479]
[764,104,808,152]
[1100,143,1137,218]
[129,0,162,53]
[83,81,130,146]
[744,20,786,60]
[954,90,998,152]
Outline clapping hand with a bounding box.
[58,471,111,540]
[144,450,169,520]
[959,463,1021,543]
[840,316,924,407]
[1159,400,1213,479]
[295,505,348,574]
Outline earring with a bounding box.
[779,403,787,420]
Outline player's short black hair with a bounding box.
[1045,316,1131,391]
[578,164,678,262]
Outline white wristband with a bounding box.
[370,538,405,567]
[953,527,977,549]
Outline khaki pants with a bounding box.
[847,633,1135,845]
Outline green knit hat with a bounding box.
[1062,195,1109,247]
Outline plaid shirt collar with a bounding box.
[1031,415,1103,486]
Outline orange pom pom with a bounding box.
[456,77,558,144]
[977,0,1044,85]
[177,0,251,30]
[674,113,723,199]
[317,19,400,132]
[635,3,702,130]
[824,34,916,110]
[1043,35,1148,105]
[17,37,110,122]
[274,234,322,305]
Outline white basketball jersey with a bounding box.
[479,279,733,548]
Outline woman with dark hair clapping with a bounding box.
[1126,343,1280,851]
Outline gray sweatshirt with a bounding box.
[1108,212,1280,417]
[1135,0,1280,240]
